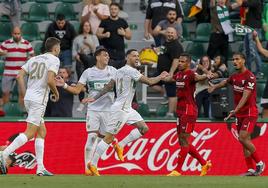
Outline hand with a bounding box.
[81,97,95,104]
[207,82,215,93]
[55,76,65,87]
[224,110,235,121]
[252,30,258,40]
[117,28,126,36]
[144,31,150,40]
[50,92,59,102]
[93,7,98,13]
[159,71,170,79]
[104,32,110,38]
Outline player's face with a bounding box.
[98,51,110,65]
[232,54,245,70]
[167,11,177,23]
[127,51,140,68]
[110,5,119,18]
[178,56,189,71]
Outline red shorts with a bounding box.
[236,117,257,133]
[176,115,197,134]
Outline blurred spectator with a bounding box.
[195,0,211,25]
[153,27,183,118]
[207,0,238,63]
[72,20,99,112]
[45,67,74,117]
[195,55,212,118]
[43,14,76,68]
[0,26,34,110]
[111,0,146,11]
[153,9,182,45]
[144,0,183,47]
[210,55,228,79]
[237,0,263,78]
[0,0,21,27]
[262,3,268,41]
[81,0,110,35]
[96,2,131,69]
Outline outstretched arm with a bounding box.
[56,76,85,95]
[208,79,228,93]
[93,79,115,100]
[139,71,169,85]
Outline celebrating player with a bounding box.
[0,37,60,176]
[208,52,265,176]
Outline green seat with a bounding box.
[129,23,138,31]
[3,102,23,116]
[194,23,211,42]
[0,22,12,41]
[61,0,81,3]
[55,3,76,20]
[257,81,266,103]
[0,15,10,22]
[33,41,43,55]
[137,103,150,117]
[185,42,205,61]
[156,104,168,117]
[182,23,190,40]
[35,0,55,3]
[27,3,49,22]
[262,63,268,79]
[21,22,40,41]
[70,21,80,33]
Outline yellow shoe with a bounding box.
[87,163,100,176]
[114,143,124,162]
[167,170,181,176]
[85,169,93,176]
[200,160,212,176]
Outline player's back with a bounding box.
[111,65,142,112]
[22,53,60,105]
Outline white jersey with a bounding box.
[79,66,117,111]
[111,65,142,112]
[22,53,60,105]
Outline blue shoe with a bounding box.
[37,169,54,176]
[0,151,7,175]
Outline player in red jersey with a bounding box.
[208,52,265,176]
[164,53,212,176]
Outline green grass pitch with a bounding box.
[1,175,268,188]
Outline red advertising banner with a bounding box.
[0,121,267,175]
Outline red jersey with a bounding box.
[173,69,197,116]
[227,69,258,117]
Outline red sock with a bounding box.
[177,146,189,171]
[189,145,206,166]
[245,156,255,169]
[251,150,261,163]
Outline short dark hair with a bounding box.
[233,52,246,60]
[126,49,138,57]
[167,8,177,14]
[94,46,108,57]
[180,53,192,62]
[59,66,71,77]
[56,14,65,21]
[110,2,121,9]
[45,37,60,52]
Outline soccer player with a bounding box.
[55,46,117,175]
[0,37,61,176]
[208,52,265,176]
[164,53,212,176]
[84,49,169,176]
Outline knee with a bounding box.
[238,135,247,144]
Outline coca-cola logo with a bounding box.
[12,152,36,170]
[99,128,218,173]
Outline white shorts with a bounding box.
[86,111,109,135]
[106,108,144,135]
[24,100,46,126]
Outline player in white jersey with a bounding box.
[83,49,169,176]
[55,46,117,175]
[0,37,60,176]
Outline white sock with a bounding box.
[91,140,109,167]
[257,161,264,166]
[84,133,99,170]
[119,128,142,148]
[35,138,45,171]
[3,133,28,160]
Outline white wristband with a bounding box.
[63,83,68,89]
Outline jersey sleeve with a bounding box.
[244,75,256,91]
[48,58,60,74]
[78,70,88,85]
[130,68,142,81]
